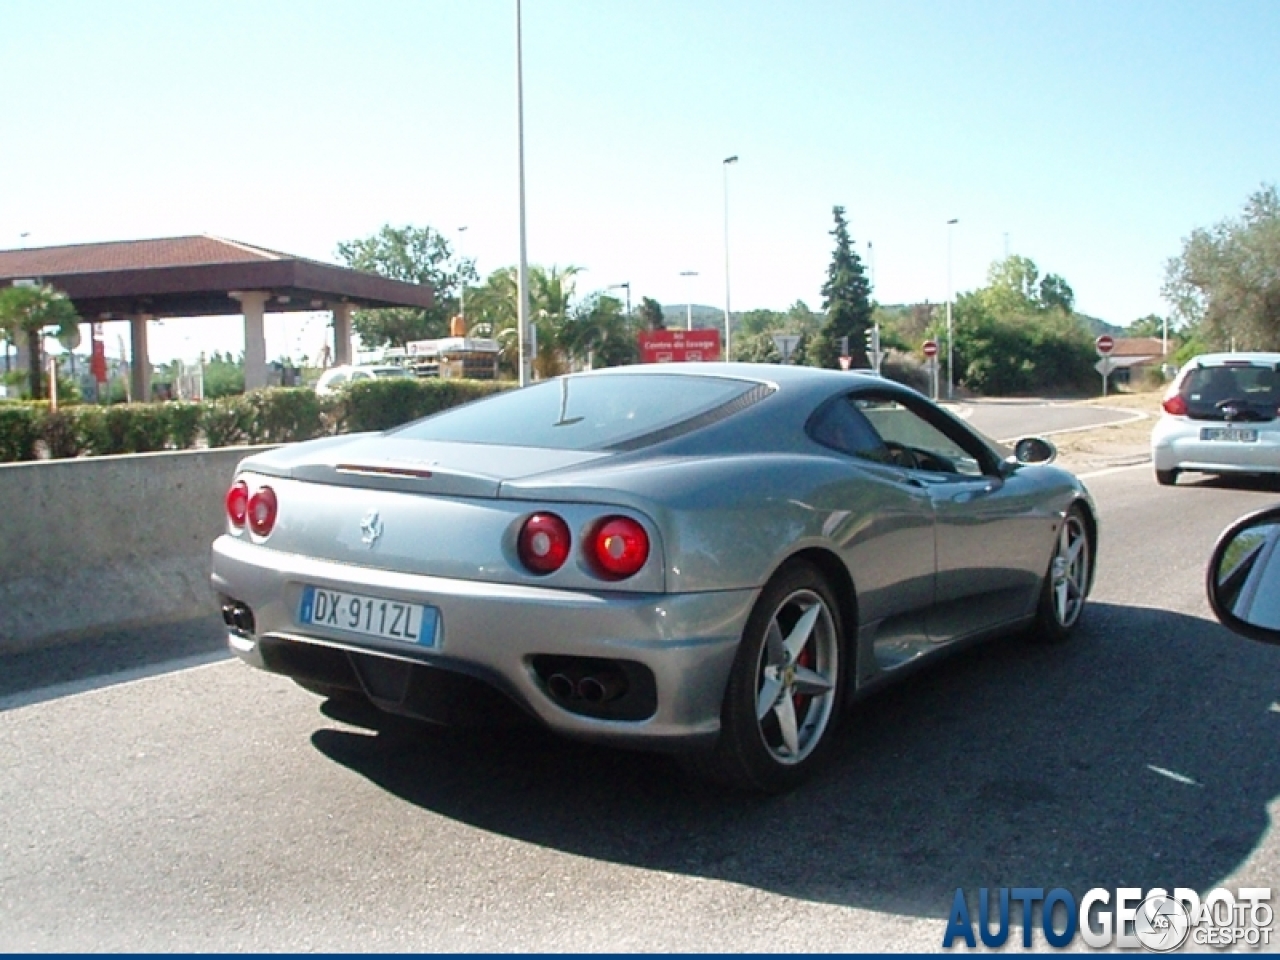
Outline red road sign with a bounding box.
[639,328,722,363]
[1095,334,1115,356]
[923,339,939,358]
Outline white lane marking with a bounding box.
[0,650,232,713]
[1147,764,1202,787]
[997,407,1149,444]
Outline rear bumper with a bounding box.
[211,535,754,750]
[1152,419,1280,475]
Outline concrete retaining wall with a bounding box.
[0,447,271,655]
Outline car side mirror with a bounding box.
[1010,437,1057,466]
[1207,505,1280,645]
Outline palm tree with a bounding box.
[0,284,80,398]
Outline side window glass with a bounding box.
[855,397,985,476]
[809,397,893,463]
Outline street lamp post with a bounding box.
[457,225,469,329]
[607,282,631,320]
[946,218,958,400]
[722,155,738,360]
[679,270,699,330]
[515,0,531,386]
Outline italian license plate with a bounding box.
[1201,427,1258,442]
[298,585,437,646]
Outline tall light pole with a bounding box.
[457,225,469,331]
[607,282,631,320]
[515,0,531,386]
[946,217,958,400]
[679,270,699,329]
[722,155,738,360]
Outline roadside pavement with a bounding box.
[1037,392,1161,476]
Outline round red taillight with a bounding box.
[1162,393,1188,416]
[225,479,249,528]
[247,486,278,537]
[591,517,650,580]
[518,513,572,575]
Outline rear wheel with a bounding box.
[1155,468,1178,486]
[1031,506,1092,642]
[706,561,846,793]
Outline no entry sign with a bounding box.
[923,339,939,358]
[1095,335,1115,356]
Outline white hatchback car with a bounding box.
[1151,352,1280,485]
[313,364,413,396]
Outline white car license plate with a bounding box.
[1201,427,1258,442]
[298,585,437,646]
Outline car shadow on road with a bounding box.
[310,602,1280,922]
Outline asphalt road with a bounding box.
[957,397,1143,444]
[2,423,1279,951]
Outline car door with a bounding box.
[807,394,936,671]
[855,392,1050,644]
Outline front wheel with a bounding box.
[1155,468,1178,486]
[1030,506,1092,642]
[708,561,846,793]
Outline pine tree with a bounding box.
[811,206,873,369]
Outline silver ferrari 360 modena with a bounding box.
[211,363,1097,792]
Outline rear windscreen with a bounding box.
[392,374,768,450]
[1180,363,1280,419]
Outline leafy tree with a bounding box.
[336,224,477,349]
[636,297,666,332]
[732,331,782,363]
[1126,314,1166,338]
[950,291,1094,395]
[1163,184,1280,351]
[203,351,245,398]
[739,308,784,338]
[811,206,873,369]
[979,255,1074,317]
[0,284,80,398]
[563,294,639,368]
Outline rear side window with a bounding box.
[1180,363,1280,419]
[393,374,769,451]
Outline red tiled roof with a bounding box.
[0,235,291,279]
[1111,336,1168,357]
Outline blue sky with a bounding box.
[3,0,1278,362]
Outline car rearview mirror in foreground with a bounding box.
[1207,505,1280,645]
[1011,437,1058,466]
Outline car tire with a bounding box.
[1030,505,1092,643]
[707,560,846,793]
[1155,468,1178,486]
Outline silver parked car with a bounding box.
[1151,352,1280,486]
[211,363,1097,792]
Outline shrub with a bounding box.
[41,408,89,459]
[0,404,39,462]
[243,388,325,444]
[342,378,512,433]
[74,404,171,455]
[201,396,255,448]
[161,402,204,449]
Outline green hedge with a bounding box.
[0,378,515,463]
[343,378,510,432]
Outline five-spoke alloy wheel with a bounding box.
[1032,504,1093,642]
[712,561,845,792]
